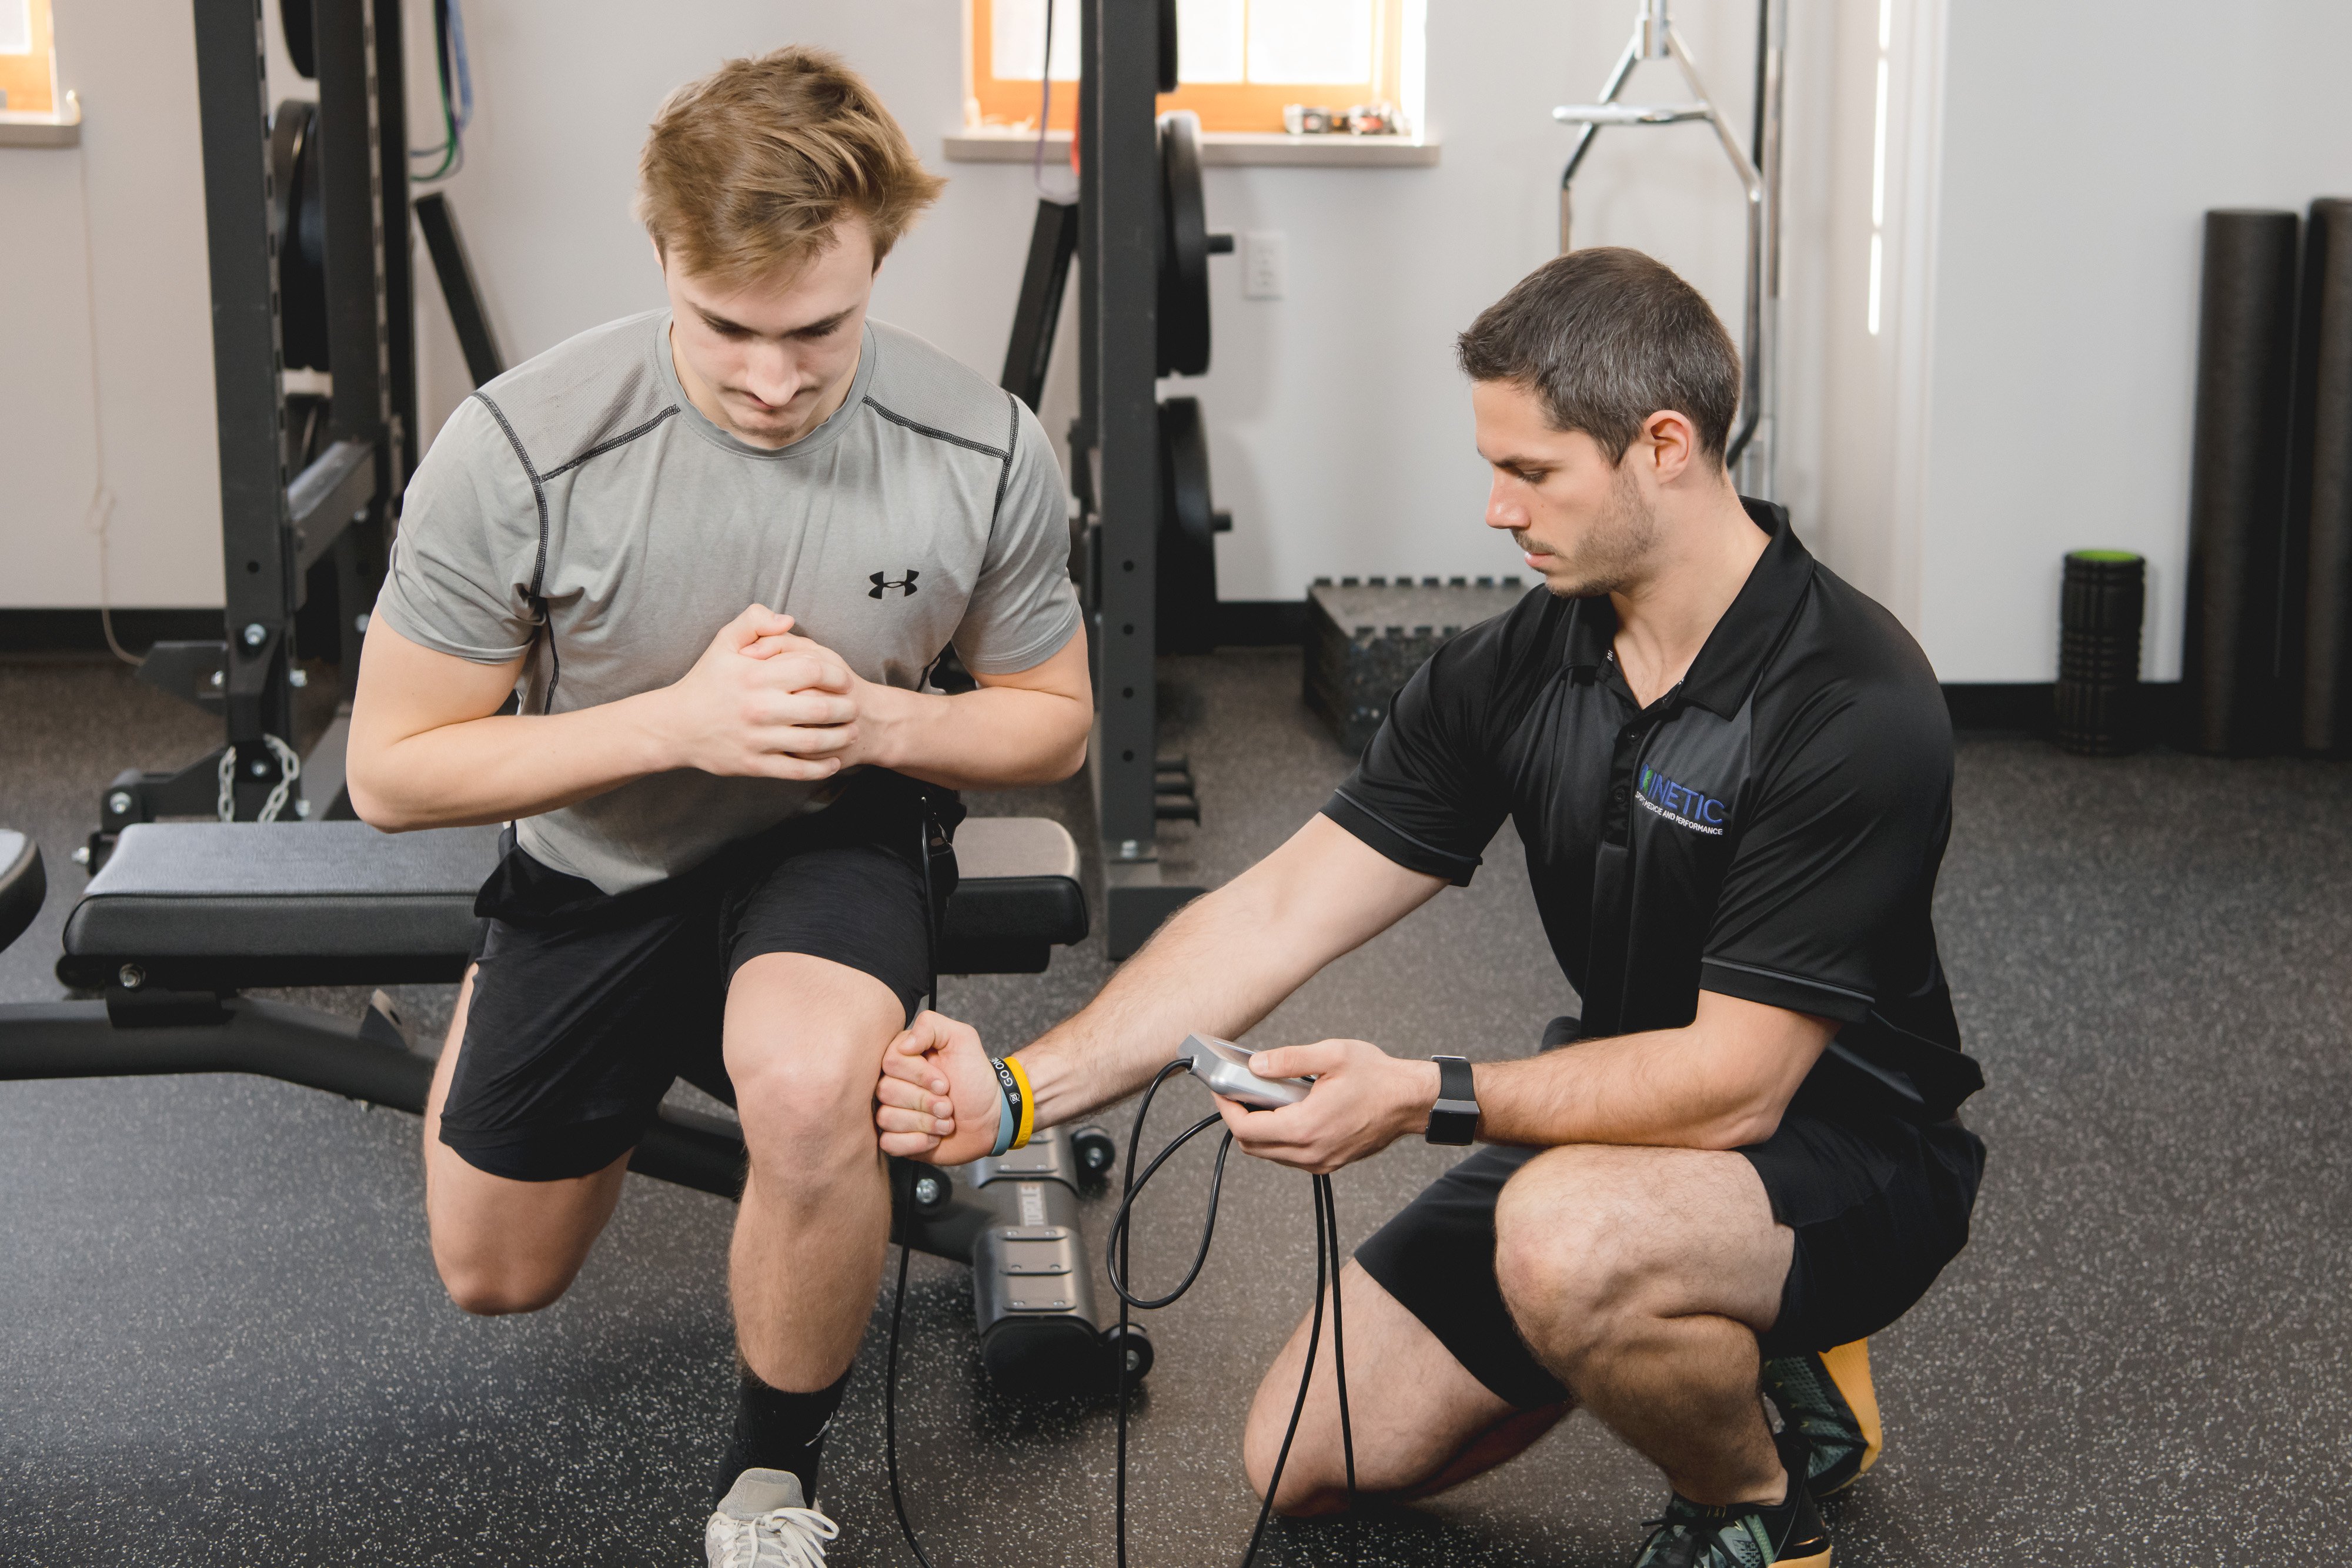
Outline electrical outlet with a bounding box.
[1241,231,1287,300]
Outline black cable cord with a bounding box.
[884,1159,940,1568]
[1107,1061,1357,1568]
[1318,1174,1357,1502]
[883,803,946,1568]
[884,803,1355,1566]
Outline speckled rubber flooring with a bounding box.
[3,649,2349,1566]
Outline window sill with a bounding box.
[943,126,1438,168]
[0,90,82,147]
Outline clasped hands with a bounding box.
[873,1012,1445,1176]
[651,603,884,781]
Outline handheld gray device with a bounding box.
[1180,1032,1311,1109]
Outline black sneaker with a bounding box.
[1762,1339,1882,1497]
[1628,1482,1830,1567]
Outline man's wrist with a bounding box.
[1396,1057,1443,1138]
[852,677,926,771]
[616,688,683,774]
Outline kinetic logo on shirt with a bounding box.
[1635,766,1728,836]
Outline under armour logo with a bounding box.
[868,570,920,599]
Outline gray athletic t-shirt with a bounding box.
[375,311,1080,894]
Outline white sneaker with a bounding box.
[704,1468,840,1568]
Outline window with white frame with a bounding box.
[967,0,1413,135]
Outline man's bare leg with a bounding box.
[721,953,906,1389]
[1494,1143,1792,1506]
[422,965,631,1314]
[1242,1262,1571,1515]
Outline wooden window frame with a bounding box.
[965,0,1405,135]
[0,0,57,117]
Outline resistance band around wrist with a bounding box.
[987,1055,1033,1156]
[1005,1054,1036,1150]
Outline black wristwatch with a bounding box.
[1425,1055,1479,1146]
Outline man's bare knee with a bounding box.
[422,1134,624,1318]
[1241,1405,1352,1517]
[1494,1149,1646,1363]
[725,955,904,1174]
[729,1034,884,1168]
[433,1249,574,1316]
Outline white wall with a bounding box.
[0,0,219,609]
[0,0,1830,613]
[39,0,2345,681]
[1910,0,2352,681]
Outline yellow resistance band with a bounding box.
[1004,1055,1037,1150]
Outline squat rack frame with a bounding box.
[1074,0,1204,958]
[90,0,415,861]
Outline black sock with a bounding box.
[716,1363,853,1505]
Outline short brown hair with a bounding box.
[1456,248,1740,464]
[637,46,946,287]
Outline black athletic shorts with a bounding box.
[1355,1017,1986,1409]
[435,772,961,1183]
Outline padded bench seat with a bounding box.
[59,817,1088,992]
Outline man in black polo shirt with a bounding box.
[876,248,1985,1567]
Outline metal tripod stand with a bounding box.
[1554,0,1786,497]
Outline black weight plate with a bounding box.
[270,99,330,372]
[1158,0,1180,93]
[279,0,316,79]
[1157,396,1220,653]
[1158,110,1211,377]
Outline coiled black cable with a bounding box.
[884,1057,1358,1568]
[1105,1060,1357,1568]
[889,798,1357,1564]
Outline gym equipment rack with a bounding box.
[88,0,415,862]
[1554,0,1785,497]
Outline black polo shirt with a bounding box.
[1324,499,1983,1122]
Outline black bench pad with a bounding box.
[60,817,1087,991]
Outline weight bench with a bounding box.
[0,814,1147,1393]
[0,815,1088,1201]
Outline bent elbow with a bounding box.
[1046,731,1088,783]
[343,768,416,834]
[1699,1102,1787,1153]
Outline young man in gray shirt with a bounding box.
[345,48,1090,1563]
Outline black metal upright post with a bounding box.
[316,0,400,693]
[193,0,295,814]
[372,0,416,496]
[1081,0,1200,957]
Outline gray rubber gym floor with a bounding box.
[4,647,2348,1566]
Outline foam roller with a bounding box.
[2184,209,2300,756]
[2297,199,2352,752]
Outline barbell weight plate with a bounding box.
[1157,396,1221,654]
[1158,110,1212,378]
[269,99,330,373]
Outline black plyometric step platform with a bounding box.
[1304,576,1527,753]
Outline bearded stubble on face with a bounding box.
[1530,457,1661,599]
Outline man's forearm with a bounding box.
[861,681,1088,791]
[1474,1008,1829,1153]
[349,694,669,831]
[1016,872,1342,1127]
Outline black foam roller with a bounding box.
[2184,209,2301,755]
[2298,199,2352,752]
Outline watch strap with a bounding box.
[1426,1054,1478,1146]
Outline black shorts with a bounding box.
[1355,1017,1986,1409]
[436,773,961,1183]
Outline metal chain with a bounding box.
[216,735,303,823]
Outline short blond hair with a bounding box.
[636,46,945,287]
